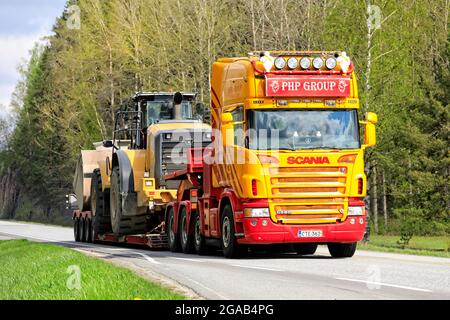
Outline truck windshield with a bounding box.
[146,101,193,125]
[247,109,360,150]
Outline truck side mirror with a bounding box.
[366,112,378,124]
[221,112,233,124]
[361,112,377,148]
[103,140,114,148]
[221,112,234,146]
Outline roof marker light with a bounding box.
[274,57,286,70]
[300,57,311,70]
[313,57,324,69]
[326,57,337,70]
[287,57,298,70]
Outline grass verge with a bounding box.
[359,235,449,258]
[0,239,185,300]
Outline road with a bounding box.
[0,220,449,300]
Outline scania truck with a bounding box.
[164,51,377,258]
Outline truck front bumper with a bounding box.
[237,216,366,245]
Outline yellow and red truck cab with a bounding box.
[166,51,377,258]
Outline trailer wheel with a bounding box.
[79,217,86,243]
[180,207,194,254]
[328,242,357,258]
[74,218,81,242]
[167,207,181,252]
[85,218,93,243]
[91,169,112,236]
[294,243,318,255]
[221,205,244,258]
[194,213,209,255]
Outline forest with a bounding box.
[0,0,448,236]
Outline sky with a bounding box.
[0,0,67,117]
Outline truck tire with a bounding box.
[328,242,357,258]
[221,205,244,258]
[294,243,318,255]
[90,169,112,238]
[74,218,81,242]
[110,166,147,235]
[167,207,181,252]
[194,213,209,255]
[180,207,195,254]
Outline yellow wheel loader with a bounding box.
[72,92,211,243]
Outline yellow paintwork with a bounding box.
[98,161,110,191]
[211,52,376,224]
[115,121,210,210]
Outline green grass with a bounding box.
[359,235,450,258]
[0,240,185,300]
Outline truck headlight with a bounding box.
[347,206,364,216]
[244,208,270,218]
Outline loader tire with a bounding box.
[90,169,112,238]
[110,166,147,235]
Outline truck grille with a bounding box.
[268,166,348,224]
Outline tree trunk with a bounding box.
[371,163,379,234]
[0,168,20,219]
[364,0,373,114]
[382,170,388,229]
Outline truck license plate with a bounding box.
[298,230,323,238]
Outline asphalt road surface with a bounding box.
[0,220,449,300]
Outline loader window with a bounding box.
[145,101,193,125]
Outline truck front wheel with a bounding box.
[294,243,318,255]
[221,205,244,258]
[328,242,357,258]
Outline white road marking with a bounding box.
[134,252,161,265]
[231,264,282,272]
[183,275,229,300]
[173,257,204,262]
[336,277,432,293]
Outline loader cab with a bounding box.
[114,92,205,150]
[138,92,196,127]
